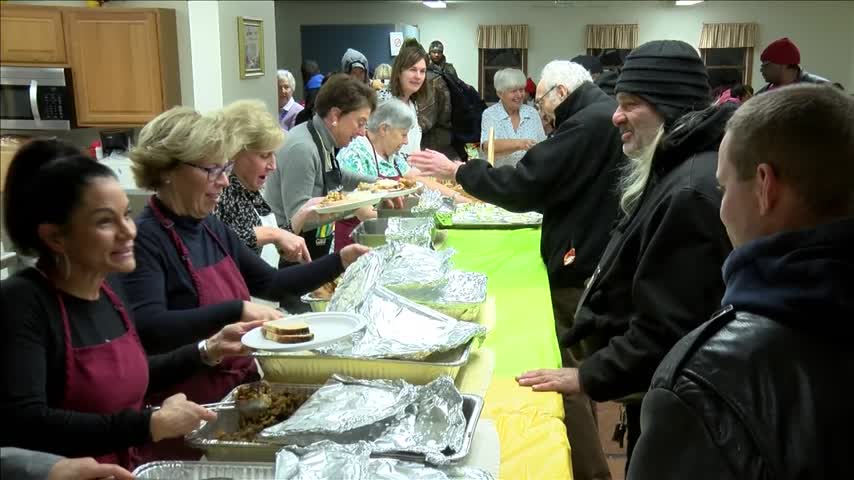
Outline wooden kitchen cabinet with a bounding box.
[0,4,67,65]
[63,8,179,126]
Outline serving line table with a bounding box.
[444,228,573,479]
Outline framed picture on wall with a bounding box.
[238,16,264,78]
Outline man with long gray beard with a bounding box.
[517,40,734,470]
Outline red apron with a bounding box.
[334,138,403,252]
[142,197,258,461]
[58,283,149,470]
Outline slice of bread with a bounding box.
[263,319,310,336]
[263,329,315,344]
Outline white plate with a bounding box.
[241,312,366,352]
[311,191,384,214]
[377,182,423,199]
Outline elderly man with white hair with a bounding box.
[277,69,304,131]
[410,60,625,480]
[481,68,546,167]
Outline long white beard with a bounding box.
[619,125,664,215]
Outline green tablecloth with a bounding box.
[443,228,562,377]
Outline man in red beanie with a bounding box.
[757,37,828,94]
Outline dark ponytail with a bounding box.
[2,138,116,258]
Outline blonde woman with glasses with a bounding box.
[119,106,369,461]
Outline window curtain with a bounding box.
[477,25,529,49]
[585,24,638,49]
[698,23,758,49]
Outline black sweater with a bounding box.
[456,82,625,288]
[0,269,202,458]
[564,104,736,402]
[120,197,344,354]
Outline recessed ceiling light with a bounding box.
[423,1,447,8]
[675,0,704,5]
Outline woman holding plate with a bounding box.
[120,106,368,460]
[264,74,379,262]
[335,99,468,249]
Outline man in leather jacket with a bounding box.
[628,84,854,479]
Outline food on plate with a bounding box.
[262,318,314,344]
[216,386,310,442]
[312,280,338,300]
[357,178,418,193]
[319,191,347,206]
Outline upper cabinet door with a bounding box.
[64,9,166,126]
[0,5,67,65]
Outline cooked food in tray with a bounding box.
[357,178,417,193]
[216,384,310,442]
[312,280,338,300]
[262,318,314,344]
[319,191,347,206]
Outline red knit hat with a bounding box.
[525,77,536,97]
[761,37,800,65]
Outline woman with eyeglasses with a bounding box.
[480,68,546,168]
[264,74,379,262]
[120,106,369,460]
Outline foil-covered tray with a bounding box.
[438,202,543,229]
[254,339,472,385]
[186,381,483,464]
[408,271,488,321]
[276,441,495,479]
[352,217,438,249]
[132,461,274,479]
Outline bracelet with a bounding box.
[198,339,221,366]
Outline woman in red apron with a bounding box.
[0,140,255,470]
[119,107,370,460]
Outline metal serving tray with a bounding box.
[186,382,483,464]
[133,461,274,479]
[254,339,473,385]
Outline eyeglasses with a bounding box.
[185,161,234,182]
[535,85,558,111]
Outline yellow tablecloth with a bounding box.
[445,228,573,480]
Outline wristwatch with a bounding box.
[198,339,221,366]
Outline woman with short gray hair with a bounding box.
[480,68,546,167]
[277,69,303,131]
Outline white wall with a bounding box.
[275,0,854,97]
[217,0,278,115]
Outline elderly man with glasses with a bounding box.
[409,60,625,480]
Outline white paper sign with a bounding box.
[389,32,404,56]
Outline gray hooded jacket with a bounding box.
[341,48,369,80]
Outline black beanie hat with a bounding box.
[615,40,711,125]
[571,55,603,75]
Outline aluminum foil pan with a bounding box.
[319,286,486,360]
[408,271,488,321]
[133,461,274,479]
[258,376,419,446]
[260,376,466,465]
[186,381,484,464]
[411,188,445,216]
[276,442,495,480]
[378,243,454,296]
[385,216,436,248]
[450,202,542,226]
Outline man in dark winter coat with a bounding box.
[756,37,829,94]
[517,40,734,470]
[628,84,854,480]
[409,59,625,480]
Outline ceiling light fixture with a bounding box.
[675,0,704,5]
[423,1,447,8]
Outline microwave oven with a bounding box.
[0,66,75,130]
